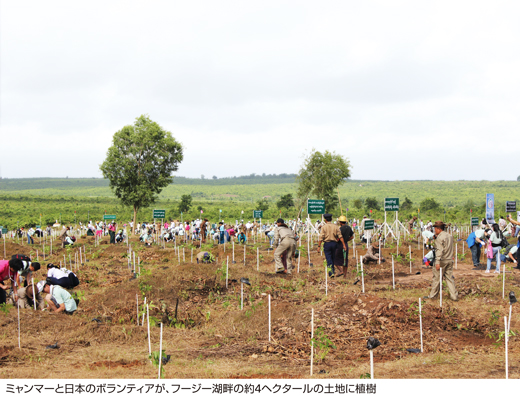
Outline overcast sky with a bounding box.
[1,1,519,181]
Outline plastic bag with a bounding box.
[487,242,494,259]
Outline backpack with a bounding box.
[499,231,509,249]
[11,254,31,262]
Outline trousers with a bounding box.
[323,241,338,277]
[428,259,458,300]
[274,238,295,273]
[470,243,481,265]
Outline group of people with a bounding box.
[0,255,80,315]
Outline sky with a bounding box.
[1,1,520,181]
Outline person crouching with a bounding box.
[42,282,77,315]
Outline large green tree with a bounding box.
[277,194,295,210]
[297,149,351,213]
[100,115,183,233]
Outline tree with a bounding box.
[277,194,295,210]
[353,199,363,210]
[256,198,269,211]
[517,175,520,181]
[420,198,441,212]
[178,194,192,213]
[401,196,413,210]
[364,197,379,211]
[100,115,183,234]
[212,175,217,180]
[296,150,351,212]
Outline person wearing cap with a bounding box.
[334,216,354,276]
[42,282,77,315]
[466,228,489,268]
[16,281,45,310]
[362,240,385,264]
[273,218,297,274]
[424,221,458,301]
[318,214,346,277]
[196,251,215,264]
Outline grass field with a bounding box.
[1,178,519,228]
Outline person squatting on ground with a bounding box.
[317,214,346,278]
[273,218,297,274]
[425,221,458,301]
[17,280,45,310]
[334,216,354,277]
[362,240,385,264]
[196,251,215,264]
[46,264,80,289]
[42,283,77,315]
[60,226,70,248]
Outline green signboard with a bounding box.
[104,215,116,221]
[307,199,325,215]
[253,210,263,218]
[471,217,479,226]
[0,226,7,234]
[384,198,399,211]
[364,220,375,230]
[153,209,166,219]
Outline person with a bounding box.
[317,214,346,277]
[218,222,225,244]
[466,228,488,268]
[115,229,125,243]
[362,240,385,264]
[46,264,79,289]
[422,229,434,249]
[200,219,208,244]
[42,283,77,315]
[500,244,518,265]
[486,223,504,274]
[17,281,44,310]
[196,251,215,264]
[143,228,153,246]
[0,259,16,305]
[273,218,297,274]
[60,226,70,248]
[408,216,417,234]
[424,221,457,301]
[108,222,116,244]
[506,214,520,269]
[499,216,507,232]
[10,257,41,288]
[237,230,247,244]
[423,250,434,267]
[334,216,354,276]
[27,227,36,244]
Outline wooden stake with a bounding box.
[158,323,163,379]
[419,297,423,352]
[268,294,271,342]
[504,316,509,379]
[310,308,314,376]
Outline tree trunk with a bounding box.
[133,206,139,236]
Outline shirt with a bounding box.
[340,225,354,243]
[319,223,341,243]
[273,226,295,248]
[48,267,68,280]
[51,285,77,312]
[422,230,434,240]
[435,231,454,261]
[0,260,13,281]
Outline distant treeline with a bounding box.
[0,174,298,190]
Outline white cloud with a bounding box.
[1,0,520,180]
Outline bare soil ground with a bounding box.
[1,234,519,379]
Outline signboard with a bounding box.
[485,194,495,224]
[103,215,116,221]
[153,209,166,219]
[384,198,399,211]
[471,217,479,227]
[0,226,7,234]
[307,199,325,215]
[253,210,263,218]
[506,201,517,213]
[518,211,520,223]
[364,220,375,230]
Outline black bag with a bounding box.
[500,231,509,249]
[11,254,31,262]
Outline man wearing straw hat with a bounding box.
[362,240,385,264]
[16,281,45,310]
[424,221,458,301]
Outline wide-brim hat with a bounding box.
[338,215,347,222]
[433,221,445,229]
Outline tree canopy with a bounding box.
[277,194,295,210]
[100,115,183,232]
[296,149,351,212]
[178,194,192,214]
